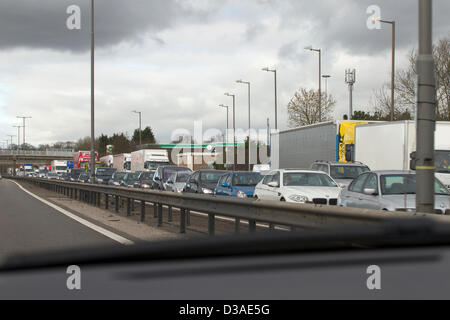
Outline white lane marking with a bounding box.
[9,180,134,246]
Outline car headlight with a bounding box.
[202,188,213,194]
[97,178,103,182]
[114,182,120,186]
[176,188,183,193]
[237,190,247,198]
[141,184,150,189]
[288,195,309,203]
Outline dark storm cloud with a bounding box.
[0,0,218,52]
[268,0,450,59]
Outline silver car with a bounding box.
[338,170,450,214]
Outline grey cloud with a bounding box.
[263,0,450,58]
[0,0,221,52]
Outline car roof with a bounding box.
[313,161,368,166]
[371,170,417,175]
[276,169,329,174]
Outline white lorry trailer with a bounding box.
[100,155,114,168]
[113,153,131,173]
[131,149,170,172]
[271,120,376,169]
[354,121,450,188]
[51,160,68,175]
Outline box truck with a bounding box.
[271,120,375,169]
[354,121,450,188]
[131,149,170,172]
[113,153,131,173]
[51,160,68,174]
[100,155,114,168]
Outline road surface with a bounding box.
[0,178,119,263]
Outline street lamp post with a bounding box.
[12,125,22,150]
[322,75,331,97]
[7,135,15,150]
[262,67,278,130]
[304,46,322,122]
[16,116,31,148]
[132,110,142,146]
[90,0,95,181]
[224,93,236,171]
[236,79,251,171]
[374,17,396,121]
[219,104,229,146]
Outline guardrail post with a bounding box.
[235,218,240,234]
[248,219,256,233]
[168,206,173,222]
[131,199,135,212]
[126,198,131,216]
[74,189,78,200]
[97,193,101,207]
[140,201,146,222]
[208,214,215,236]
[153,203,157,218]
[115,195,119,213]
[186,209,191,226]
[105,194,109,209]
[180,208,186,234]
[157,204,163,227]
[269,223,275,230]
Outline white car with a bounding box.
[254,169,341,205]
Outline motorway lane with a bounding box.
[0,179,119,263]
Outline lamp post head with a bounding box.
[304,45,313,50]
[262,67,269,72]
[236,80,242,84]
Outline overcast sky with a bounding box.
[0,0,449,147]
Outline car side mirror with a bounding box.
[222,183,229,188]
[154,177,161,181]
[268,181,279,188]
[167,179,174,184]
[339,183,346,188]
[410,151,417,171]
[363,188,377,196]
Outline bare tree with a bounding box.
[287,88,336,127]
[372,36,450,120]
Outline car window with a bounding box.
[225,175,232,186]
[330,165,370,180]
[271,172,280,185]
[348,174,369,193]
[363,174,378,192]
[318,164,328,174]
[262,173,273,185]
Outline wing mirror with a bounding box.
[166,179,174,184]
[363,188,378,196]
[221,183,230,188]
[268,181,279,188]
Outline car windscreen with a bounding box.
[96,168,116,176]
[163,168,191,181]
[200,172,226,184]
[125,173,139,181]
[380,174,450,196]
[329,165,370,179]
[176,172,190,182]
[113,173,127,181]
[139,172,154,180]
[144,161,170,170]
[283,172,338,187]
[436,151,450,173]
[232,173,262,186]
[55,166,67,171]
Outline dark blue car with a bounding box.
[214,172,263,198]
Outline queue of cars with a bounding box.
[25,158,450,214]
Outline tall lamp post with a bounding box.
[262,68,278,130]
[90,0,95,181]
[304,46,322,122]
[219,104,229,146]
[224,93,236,171]
[374,17,396,121]
[12,125,22,150]
[236,79,251,171]
[7,135,15,150]
[16,116,31,148]
[322,75,331,97]
[132,110,142,147]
